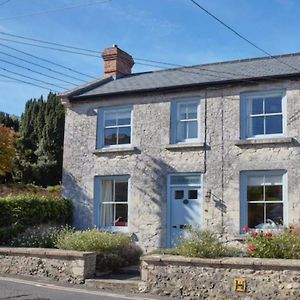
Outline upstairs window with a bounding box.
[171,98,201,143]
[97,107,132,148]
[241,91,286,139]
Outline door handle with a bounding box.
[172,225,177,228]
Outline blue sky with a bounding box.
[1,0,300,116]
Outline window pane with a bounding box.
[175,190,184,200]
[265,97,282,114]
[177,121,187,140]
[265,175,282,185]
[101,204,114,226]
[104,128,117,145]
[248,203,264,228]
[248,176,264,186]
[179,104,187,120]
[187,103,198,119]
[251,98,263,114]
[171,175,201,186]
[187,121,198,139]
[265,115,282,134]
[118,127,131,144]
[117,110,131,125]
[247,186,263,201]
[105,111,117,126]
[265,185,282,201]
[266,203,283,225]
[115,181,128,202]
[114,204,128,226]
[188,190,198,199]
[251,116,264,135]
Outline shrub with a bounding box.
[8,224,74,248]
[246,230,300,259]
[177,229,240,258]
[0,194,72,245]
[56,229,142,270]
[56,229,131,253]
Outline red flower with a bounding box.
[250,231,258,237]
[247,245,256,252]
[265,232,273,238]
[242,226,250,232]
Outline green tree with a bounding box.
[14,92,65,186]
[0,111,19,132]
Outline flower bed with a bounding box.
[243,226,300,259]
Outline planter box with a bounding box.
[0,247,97,283]
[141,255,300,299]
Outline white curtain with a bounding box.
[100,180,113,227]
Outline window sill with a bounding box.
[99,227,129,233]
[165,142,205,151]
[235,137,294,147]
[93,146,137,154]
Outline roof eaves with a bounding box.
[58,76,113,99]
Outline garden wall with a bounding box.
[0,247,96,283]
[141,255,300,299]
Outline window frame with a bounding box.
[94,175,130,232]
[96,106,133,149]
[240,170,288,232]
[240,90,286,139]
[171,98,201,144]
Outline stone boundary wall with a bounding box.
[141,255,300,299]
[0,247,97,283]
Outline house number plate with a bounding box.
[234,278,247,292]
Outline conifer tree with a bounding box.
[14,92,65,186]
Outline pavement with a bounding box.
[0,276,171,300]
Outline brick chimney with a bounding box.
[101,45,134,77]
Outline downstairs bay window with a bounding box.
[240,170,287,231]
[94,176,129,230]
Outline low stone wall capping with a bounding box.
[141,255,300,299]
[0,247,97,283]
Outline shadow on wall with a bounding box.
[210,191,227,214]
[62,169,93,230]
[133,152,176,249]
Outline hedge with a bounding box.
[0,194,72,244]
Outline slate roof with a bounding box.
[62,52,300,100]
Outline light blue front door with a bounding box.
[168,174,202,247]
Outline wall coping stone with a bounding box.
[0,247,97,259]
[234,137,294,147]
[141,254,300,271]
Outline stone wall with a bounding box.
[0,248,97,283]
[141,255,300,299]
[62,79,300,251]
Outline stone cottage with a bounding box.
[60,46,300,251]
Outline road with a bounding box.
[0,276,169,300]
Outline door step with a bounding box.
[88,265,143,293]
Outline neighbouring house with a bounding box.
[60,45,300,251]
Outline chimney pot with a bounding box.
[102,46,134,78]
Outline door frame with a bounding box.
[167,172,203,247]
